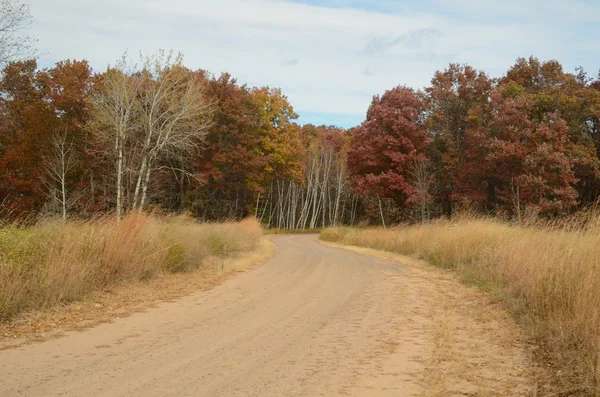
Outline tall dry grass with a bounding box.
[322,217,600,395]
[0,213,261,321]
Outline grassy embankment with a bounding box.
[0,213,262,322]
[322,217,600,395]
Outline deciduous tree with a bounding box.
[425,64,493,214]
[89,57,141,220]
[502,57,600,205]
[0,60,55,214]
[348,86,430,210]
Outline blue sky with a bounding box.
[28,0,600,128]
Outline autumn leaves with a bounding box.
[348,59,600,220]
[0,54,599,224]
[0,55,305,221]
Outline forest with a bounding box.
[1,51,599,227]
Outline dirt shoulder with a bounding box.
[319,240,544,396]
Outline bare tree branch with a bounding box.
[0,0,36,65]
[42,128,78,220]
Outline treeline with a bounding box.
[350,58,600,223]
[1,54,599,226]
[0,53,355,227]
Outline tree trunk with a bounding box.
[139,163,152,212]
[132,156,147,210]
[116,141,124,221]
[377,195,387,229]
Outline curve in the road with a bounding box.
[0,235,534,396]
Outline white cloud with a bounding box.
[27,0,599,127]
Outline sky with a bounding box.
[27,0,600,128]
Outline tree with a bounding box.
[425,64,493,214]
[470,90,577,216]
[410,158,436,222]
[288,125,349,229]
[43,128,78,220]
[189,78,304,221]
[89,57,140,220]
[250,86,304,185]
[90,52,213,218]
[0,60,55,215]
[131,52,213,212]
[0,0,35,65]
[190,73,269,219]
[39,59,94,214]
[348,86,431,210]
[0,59,94,218]
[502,57,600,205]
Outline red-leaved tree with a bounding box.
[464,90,577,216]
[348,86,431,208]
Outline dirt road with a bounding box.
[0,235,534,396]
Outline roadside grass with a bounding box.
[0,213,261,321]
[321,217,600,395]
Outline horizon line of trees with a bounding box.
[349,58,600,224]
[1,54,599,228]
[2,0,600,228]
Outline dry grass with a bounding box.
[0,238,275,347]
[321,217,600,395]
[0,212,262,322]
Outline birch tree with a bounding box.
[43,129,78,220]
[410,158,436,222]
[91,52,213,217]
[132,52,213,211]
[261,125,353,230]
[89,57,140,221]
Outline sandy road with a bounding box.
[0,235,534,396]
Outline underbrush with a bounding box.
[321,217,600,395]
[0,213,261,321]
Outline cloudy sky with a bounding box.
[28,0,599,127]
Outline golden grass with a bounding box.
[321,217,600,395]
[0,213,262,321]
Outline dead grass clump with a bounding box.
[0,213,261,321]
[321,217,600,395]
